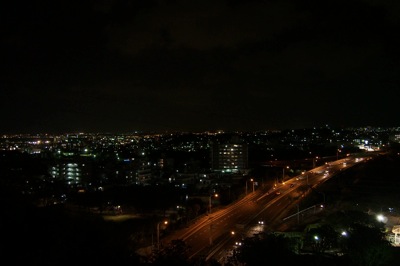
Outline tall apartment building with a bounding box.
[49,157,94,189]
[50,161,87,187]
[211,136,248,173]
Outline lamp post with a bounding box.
[209,193,218,214]
[282,166,289,183]
[246,179,255,195]
[337,149,341,160]
[208,193,218,245]
[157,220,168,251]
[313,156,318,168]
[302,171,308,185]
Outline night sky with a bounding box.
[1,0,400,134]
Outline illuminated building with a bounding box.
[211,136,248,173]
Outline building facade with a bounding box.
[211,137,248,173]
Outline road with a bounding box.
[159,153,377,263]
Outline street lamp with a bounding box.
[376,214,387,223]
[337,149,341,160]
[246,178,255,195]
[157,220,168,251]
[282,166,289,182]
[209,193,218,214]
[313,156,319,168]
[250,178,255,193]
[302,171,308,185]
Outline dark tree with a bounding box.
[304,224,338,254]
[231,232,299,265]
[150,239,192,265]
[342,224,394,266]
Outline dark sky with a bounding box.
[1,0,400,134]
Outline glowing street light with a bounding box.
[302,171,309,185]
[157,220,168,251]
[250,178,255,193]
[313,156,319,168]
[282,166,289,182]
[245,179,255,195]
[376,214,387,223]
[209,193,218,214]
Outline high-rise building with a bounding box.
[211,136,248,173]
[49,157,93,189]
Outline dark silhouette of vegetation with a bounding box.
[148,239,191,265]
[226,210,397,266]
[304,224,338,254]
[341,224,394,266]
[0,194,143,265]
[227,232,299,265]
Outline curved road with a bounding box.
[159,153,377,262]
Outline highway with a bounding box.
[159,153,375,263]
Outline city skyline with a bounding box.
[1,0,400,134]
